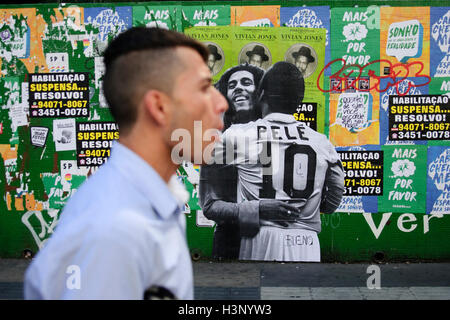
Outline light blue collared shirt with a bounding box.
[24,142,193,299]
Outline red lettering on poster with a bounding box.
[317,59,431,96]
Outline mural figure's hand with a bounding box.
[259,200,301,222]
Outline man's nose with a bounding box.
[234,84,245,93]
[214,87,228,114]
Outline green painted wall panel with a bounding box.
[320,212,450,261]
[0,1,448,262]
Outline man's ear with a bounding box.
[142,89,171,126]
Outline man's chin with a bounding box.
[234,102,251,112]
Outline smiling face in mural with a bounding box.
[226,70,256,112]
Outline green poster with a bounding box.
[184,26,232,83]
[231,26,278,70]
[429,77,450,94]
[278,27,326,96]
[132,5,179,30]
[177,163,201,211]
[0,76,21,145]
[330,7,380,77]
[182,4,230,28]
[42,173,86,210]
[184,176,200,211]
[37,6,88,71]
[379,145,427,213]
[38,7,114,122]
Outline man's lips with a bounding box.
[232,94,249,103]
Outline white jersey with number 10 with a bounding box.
[217,112,343,233]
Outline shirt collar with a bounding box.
[108,141,182,220]
[263,112,297,124]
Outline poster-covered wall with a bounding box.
[0,1,448,261]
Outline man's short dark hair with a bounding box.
[258,61,305,114]
[103,27,208,133]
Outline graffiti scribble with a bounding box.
[317,58,431,95]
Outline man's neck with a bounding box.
[119,133,177,183]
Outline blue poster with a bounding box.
[379,77,429,145]
[84,7,132,56]
[427,146,450,214]
[280,6,330,75]
[335,145,380,214]
[430,7,450,77]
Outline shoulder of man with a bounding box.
[293,123,327,142]
[222,119,262,140]
[299,125,340,161]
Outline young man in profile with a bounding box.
[24,27,227,299]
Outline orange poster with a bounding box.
[0,144,17,161]
[231,5,280,27]
[329,79,380,146]
[380,7,430,79]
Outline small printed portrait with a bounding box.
[238,43,272,70]
[346,77,357,92]
[205,42,225,76]
[284,44,318,79]
[359,77,370,91]
[330,77,342,93]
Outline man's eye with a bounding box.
[241,79,253,86]
[228,81,237,89]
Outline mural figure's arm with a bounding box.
[199,164,302,236]
[199,164,260,238]
[320,149,346,214]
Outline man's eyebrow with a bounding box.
[200,76,213,85]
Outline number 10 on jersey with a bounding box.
[259,141,317,200]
